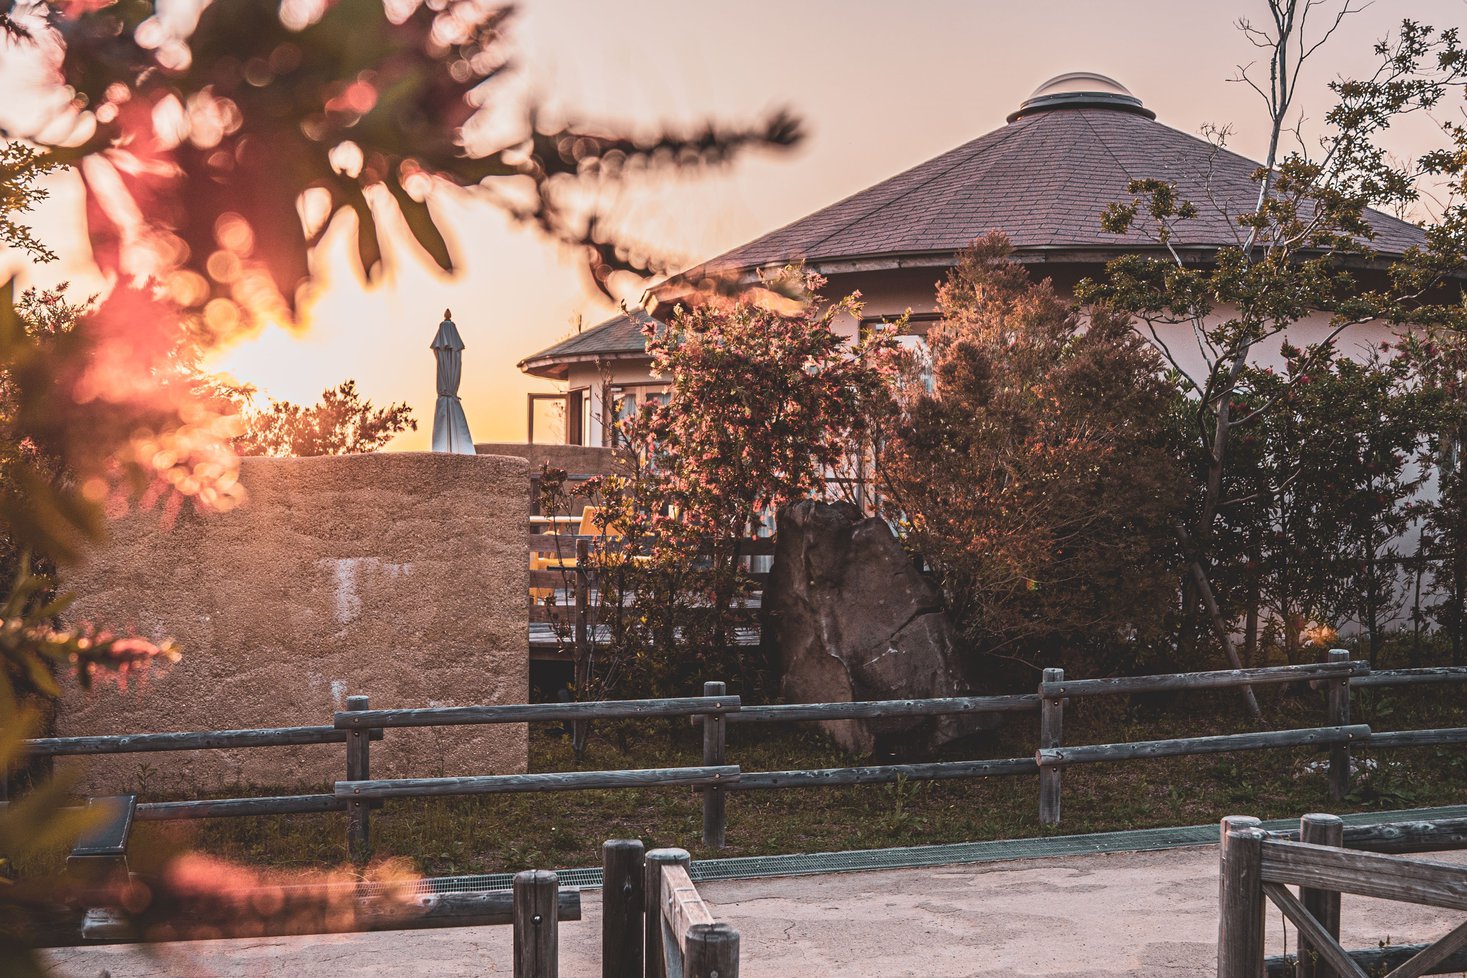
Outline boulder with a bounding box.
[763,500,982,756]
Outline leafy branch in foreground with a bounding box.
[9,0,800,331]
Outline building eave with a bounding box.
[517,350,652,380]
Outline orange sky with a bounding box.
[9,0,1466,449]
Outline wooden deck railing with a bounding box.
[526,533,774,658]
[15,653,1467,862]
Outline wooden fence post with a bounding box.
[514,869,559,978]
[1218,815,1265,978]
[1039,667,1064,825]
[345,694,371,863]
[1326,649,1352,802]
[702,681,728,849]
[603,839,645,978]
[644,847,690,978]
[572,538,592,757]
[1298,812,1344,978]
[684,921,739,978]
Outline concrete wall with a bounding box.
[58,452,530,795]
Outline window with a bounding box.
[864,313,937,392]
[607,384,669,446]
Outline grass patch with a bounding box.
[115,682,1467,878]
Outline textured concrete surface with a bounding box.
[58,452,530,795]
[43,844,1467,977]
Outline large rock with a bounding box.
[764,500,980,756]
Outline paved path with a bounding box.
[44,845,1467,977]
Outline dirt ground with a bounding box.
[42,844,1467,977]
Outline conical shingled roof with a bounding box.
[701,84,1425,275]
[520,75,1430,374]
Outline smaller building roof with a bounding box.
[518,308,657,379]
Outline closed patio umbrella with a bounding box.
[430,309,475,454]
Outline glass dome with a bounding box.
[1029,72,1135,99]
[1008,72,1154,122]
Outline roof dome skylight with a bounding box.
[1008,72,1155,122]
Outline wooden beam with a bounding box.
[1261,840,1467,911]
[1040,660,1366,700]
[336,765,740,800]
[724,694,1039,724]
[1036,725,1369,768]
[660,863,715,957]
[1353,667,1467,688]
[334,696,740,729]
[136,794,348,819]
[733,757,1037,791]
[27,726,374,757]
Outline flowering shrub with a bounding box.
[559,272,898,701]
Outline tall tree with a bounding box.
[1081,6,1467,693]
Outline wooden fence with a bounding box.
[14,653,1467,862]
[1221,812,1467,978]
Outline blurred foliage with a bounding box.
[235,379,416,456]
[0,1,802,969]
[10,0,799,332]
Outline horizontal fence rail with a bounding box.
[1267,815,1467,854]
[26,726,382,757]
[1035,724,1370,768]
[136,794,349,820]
[1261,839,1467,911]
[1352,666,1467,687]
[1038,660,1367,699]
[336,765,740,800]
[735,757,1039,791]
[333,696,741,730]
[724,693,1040,723]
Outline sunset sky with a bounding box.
[10,0,1466,449]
